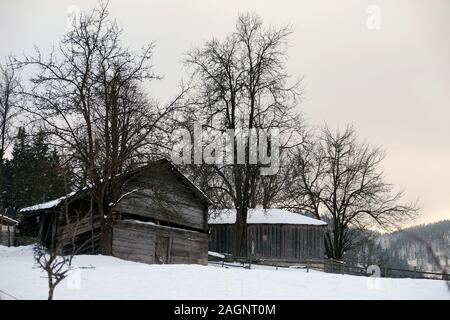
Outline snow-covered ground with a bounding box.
[0,245,449,300]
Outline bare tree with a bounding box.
[284,125,419,259]
[33,244,74,300]
[33,219,97,300]
[33,156,96,300]
[16,2,184,253]
[185,13,303,256]
[251,151,296,209]
[0,61,21,162]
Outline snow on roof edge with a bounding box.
[0,214,19,225]
[19,190,79,213]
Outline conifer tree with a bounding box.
[3,127,69,213]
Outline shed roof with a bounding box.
[208,208,327,226]
[19,190,80,213]
[0,214,19,225]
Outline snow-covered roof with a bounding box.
[208,209,327,226]
[0,214,18,225]
[19,191,78,213]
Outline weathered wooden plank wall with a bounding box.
[112,220,208,265]
[115,166,208,231]
[0,227,15,246]
[57,213,102,254]
[209,224,326,260]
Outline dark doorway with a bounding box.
[155,235,170,264]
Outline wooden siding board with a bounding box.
[113,163,208,232]
[112,220,208,265]
[208,223,326,260]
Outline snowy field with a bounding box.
[0,245,449,300]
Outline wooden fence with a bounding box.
[208,254,450,281]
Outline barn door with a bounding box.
[155,235,170,264]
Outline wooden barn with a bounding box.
[18,158,211,265]
[208,209,327,261]
[0,214,18,247]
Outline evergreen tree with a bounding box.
[2,127,70,214]
[9,127,34,210]
[29,130,66,202]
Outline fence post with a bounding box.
[306,258,310,273]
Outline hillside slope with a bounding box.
[348,220,450,272]
[0,245,448,300]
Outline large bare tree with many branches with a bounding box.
[15,2,184,253]
[184,13,303,256]
[283,125,419,259]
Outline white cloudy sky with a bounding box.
[1,0,449,226]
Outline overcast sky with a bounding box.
[1,0,449,226]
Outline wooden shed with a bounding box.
[208,209,327,261]
[0,214,18,247]
[18,158,211,265]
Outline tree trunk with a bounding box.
[47,270,54,300]
[234,207,248,257]
[324,231,335,259]
[48,285,54,300]
[100,221,112,255]
[98,199,112,255]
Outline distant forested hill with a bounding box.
[346,220,450,272]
